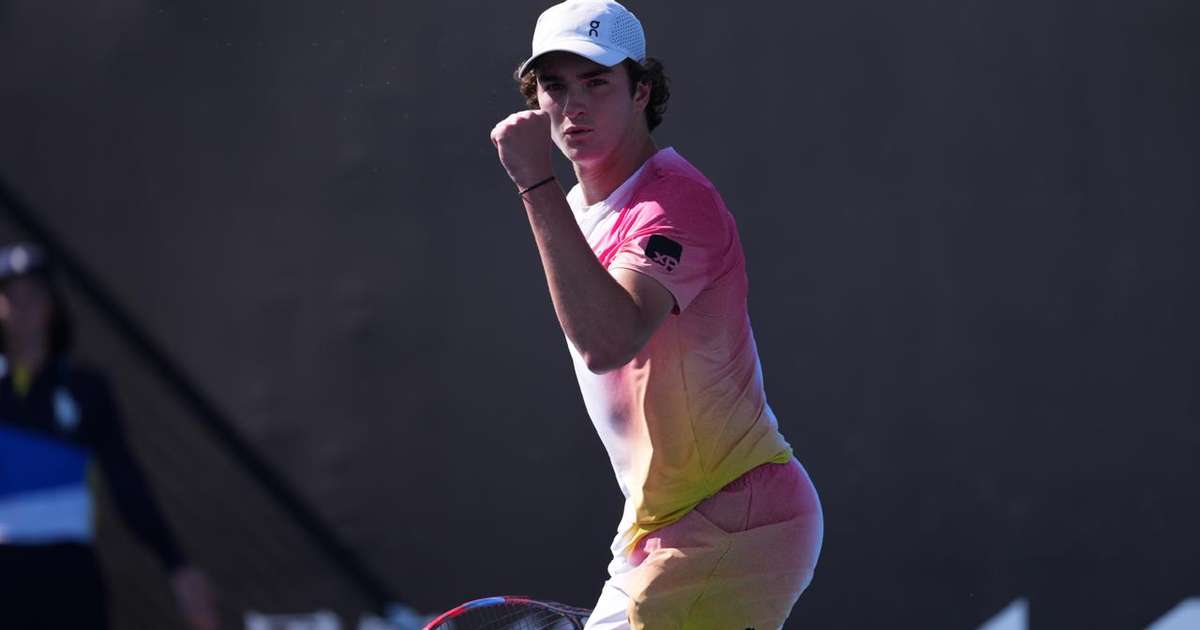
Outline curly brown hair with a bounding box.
[517,57,670,132]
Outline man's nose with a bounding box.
[562,86,586,117]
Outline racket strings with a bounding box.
[428,600,588,630]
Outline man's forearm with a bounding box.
[521,182,643,371]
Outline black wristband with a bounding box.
[518,175,556,196]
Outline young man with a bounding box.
[490,1,823,627]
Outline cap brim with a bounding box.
[517,38,629,78]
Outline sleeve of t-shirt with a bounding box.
[87,372,186,571]
[605,177,730,313]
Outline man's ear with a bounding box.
[633,79,652,112]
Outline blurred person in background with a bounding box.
[0,242,218,630]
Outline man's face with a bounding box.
[0,275,53,340]
[534,52,648,167]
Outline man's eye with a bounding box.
[588,79,608,87]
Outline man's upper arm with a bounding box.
[612,267,676,351]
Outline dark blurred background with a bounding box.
[1,0,1197,628]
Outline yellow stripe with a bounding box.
[12,365,33,397]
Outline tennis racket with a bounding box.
[423,595,591,630]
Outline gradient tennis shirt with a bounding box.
[565,147,793,557]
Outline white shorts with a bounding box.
[583,458,824,630]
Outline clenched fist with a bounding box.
[490,109,554,190]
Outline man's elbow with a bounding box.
[578,315,656,373]
[581,344,638,374]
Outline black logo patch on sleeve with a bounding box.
[645,234,683,272]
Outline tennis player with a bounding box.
[490,1,823,627]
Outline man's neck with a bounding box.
[574,132,659,206]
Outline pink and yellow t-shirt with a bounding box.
[565,147,793,556]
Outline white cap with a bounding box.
[517,0,646,78]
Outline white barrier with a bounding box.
[975,597,1200,630]
[245,610,341,630]
[1147,598,1200,630]
[977,598,1028,630]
